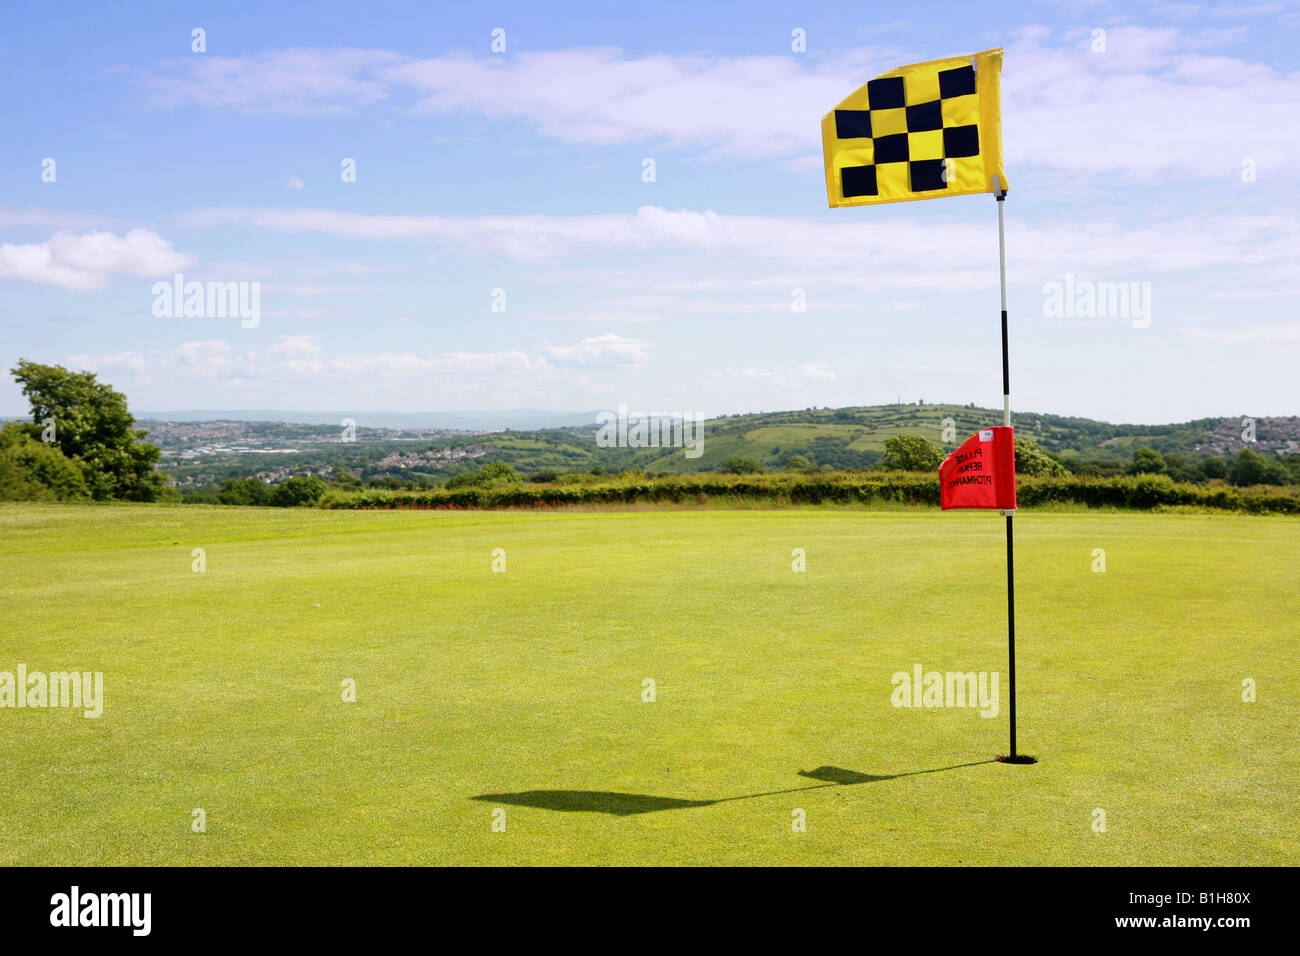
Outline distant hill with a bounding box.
[147,403,1300,486]
[488,404,1299,474]
[133,408,601,431]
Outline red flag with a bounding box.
[939,426,1017,511]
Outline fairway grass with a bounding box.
[1,503,1296,866]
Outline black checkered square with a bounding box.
[939,65,975,98]
[872,133,909,164]
[906,100,942,132]
[834,67,982,198]
[841,164,878,198]
[834,109,871,140]
[909,159,947,192]
[943,124,979,157]
[866,76,905,110]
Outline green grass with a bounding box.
[1,502,1296,866]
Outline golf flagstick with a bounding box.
[820,49,1028,761]
[994,179,1030,764]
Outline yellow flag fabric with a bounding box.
[822,48,1008,208]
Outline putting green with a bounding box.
[1,503,1295,865]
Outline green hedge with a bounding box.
[319,471,1300,514]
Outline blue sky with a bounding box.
[2,0,1298,423]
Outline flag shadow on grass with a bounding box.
[471,761,993,816]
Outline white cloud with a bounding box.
[384,47,873,160]
[0,229,194,290]
[1183,323,1300,343]
[267,336,323,359]
[262,345,535,378]
[0,207,126,231]
[541,333,652,368]
[63,350,149,377]
[434,351,534,371]
[260,282,386,295]
[1001,26,1300,179]
[193,205,744,259]
[129,29,1300,179]
[1156,3,1286,18]
[190,204,1300,296]
[894,361,999,377]
[716,364,837,388]
[286,175,305,190]
[171,340,235,376]
[129,48,407,115]
[62,335,645,389]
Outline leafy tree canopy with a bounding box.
[881,435,944,472]
[1128,447,1167,475]
[721,455,764,474]
[1013,438,1070,477]
[0,422,89,501]
[269,475,328,507]
[1230,448,1290,486]
[10,360,164,501]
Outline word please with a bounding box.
[0,664,103,717]
[891,664,999,718]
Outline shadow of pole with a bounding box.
[471,760,995,816]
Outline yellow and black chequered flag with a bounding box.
[822,48,1008,207]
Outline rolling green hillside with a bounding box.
[154,404,1300,485]
[478,404,1293,476]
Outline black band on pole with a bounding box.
[1000,310,1010,397]
[997,191,1010,404]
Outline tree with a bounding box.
[721,455,764,474]
[9,360,165,501]
[1014,438,1070,477]
[0,422,89,500]
[784,454,813,473]
[1160,453,1200,484]
[217,476,270,506]
[1199,456,1227,480]
[1284,455,1300,485]
[881,435,943,471]
[477,461,520,486]
[1128,447,1167,475]
[1229,448,1269,486]
[1229,450,1291,486]
[446,461,521,489]
[1261,460,1292,485]
[269,476,327,507]
[445,471,479,490]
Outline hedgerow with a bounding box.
[318,471,1300,514]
